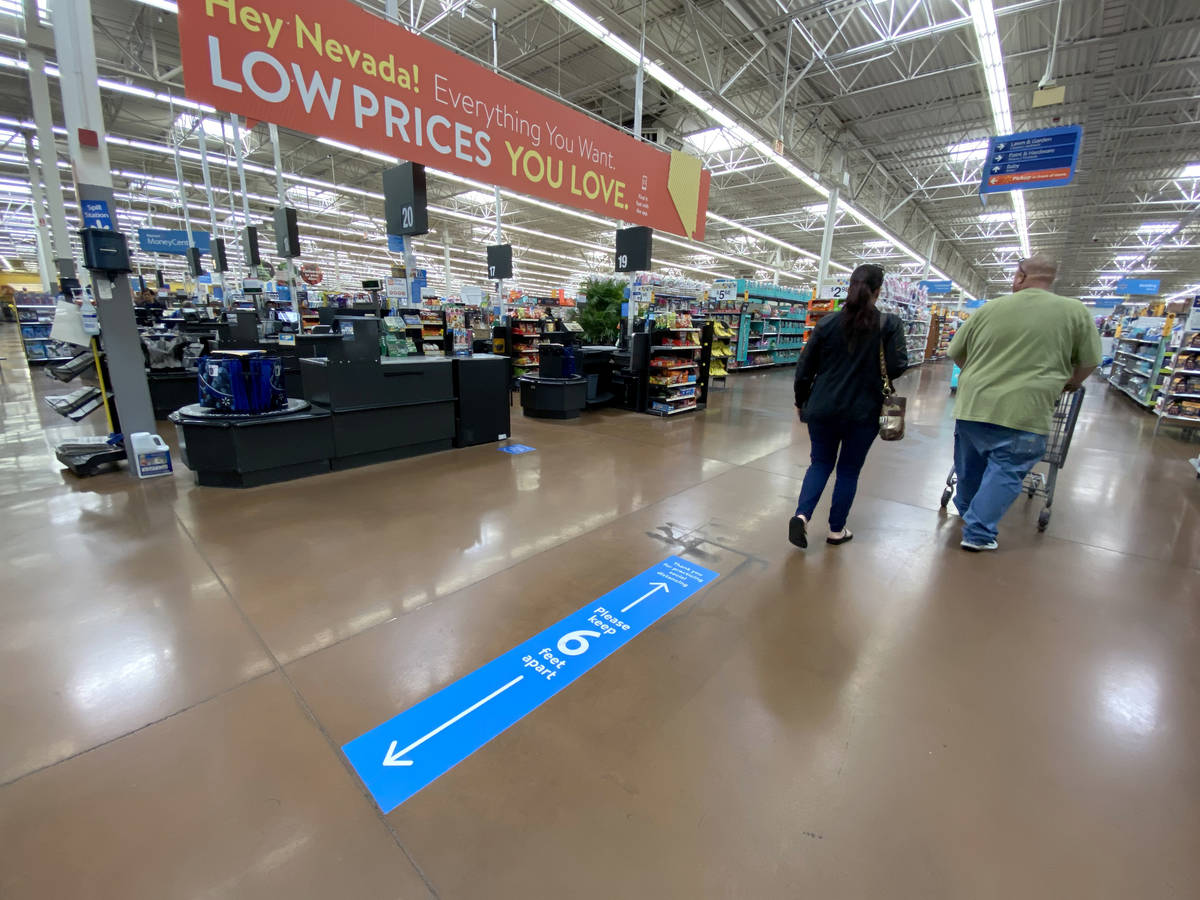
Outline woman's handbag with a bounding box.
[879,340,906,441]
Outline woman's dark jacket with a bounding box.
[794,310,908,423]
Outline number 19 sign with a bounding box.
[342,556,719,811]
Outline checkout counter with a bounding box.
[170,317,510,487]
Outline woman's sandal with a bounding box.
[788,516,808,549]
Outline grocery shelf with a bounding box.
[1108,376,1153,406]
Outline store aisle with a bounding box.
[1,326,1198,899]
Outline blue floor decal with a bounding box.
[342,555,720,812]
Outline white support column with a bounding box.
[491,9,505,303]
[269,123,301,323]
[229,113,257,314]
[25,45,73,280]
[51,0,155,457]
[196,123,226,306]
[816,186,839,296]
[922,233,937,280]
[229,115,252,225]
[442,230,454,299]
[24,134,56,291]
[168,103,197,297]
[633,0,646,140]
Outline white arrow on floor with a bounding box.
[620,581,669,614]
[382,675,525,767]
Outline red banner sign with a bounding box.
[178,0,710,239]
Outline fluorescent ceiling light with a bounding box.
[1181,163,1200,178]
[457,190,497,205]
[862,239,893,248]
[1138,222,1176,233]
[538,1,967,283]
[948,139,989,162]
[285,184,340,213]
[133,0,179,12]
[173,113,236,145]
[1164,281,1200,301]
[685,127,745,155]
[995,245,1021,253]
[316,137,396,164]
[978,211,1013,224]
[967,0,1030,258]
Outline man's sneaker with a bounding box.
[961,539,999,552]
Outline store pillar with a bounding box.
[24,134,57,292]
[816,181,840,297]
[52,0,155,456]
[24,4,74,285]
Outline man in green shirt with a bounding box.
[948,254,1102,551]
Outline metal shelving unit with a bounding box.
[1108,328,1168,410]
[15,303,77,365]
[1153,333,1200,436]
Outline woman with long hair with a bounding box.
[789,264,908,548]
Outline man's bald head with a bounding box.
[1013,252,1058,292]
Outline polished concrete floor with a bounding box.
[1,322,1198,899]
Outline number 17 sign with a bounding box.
[342,556,719,811]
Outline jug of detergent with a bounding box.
[129,432,173,479]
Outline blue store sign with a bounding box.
[1115,278,1159,296]
[137,228,211,255]
[343,556,720,812]
[81,199,114,230]
[980,125,1083,195]
[919,279,953,295]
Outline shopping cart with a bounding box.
[940,386,1086,532]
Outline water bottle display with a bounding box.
[198,353,286,413]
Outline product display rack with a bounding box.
[1153,330,1200,435]
[646,312,708,415]
[705,308,740,379]
[804,297,836,342]
[419,309,447,357]
[1108,317,1169,409]
[877,276,930,366]
[930,310,963,360]
[16,303,77,365]
[729,281,812,372]
[506,309,546,378]
[630,274,710,317]
[904,316,931,364]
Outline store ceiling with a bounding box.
[0,0,1198,300]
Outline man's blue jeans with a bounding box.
[954,419,1047,545]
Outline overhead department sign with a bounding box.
[178,0,711,239]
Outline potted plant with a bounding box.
[578,277,624,345]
